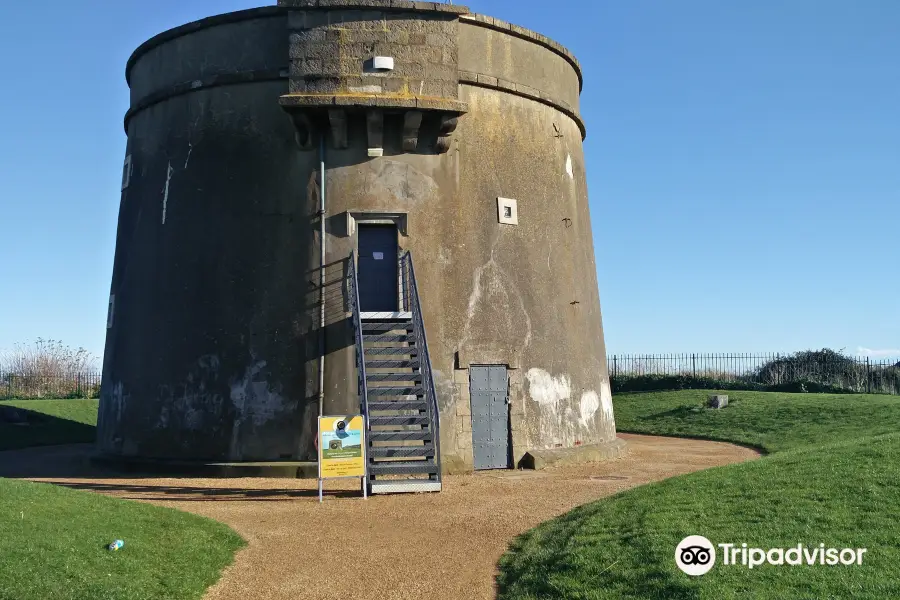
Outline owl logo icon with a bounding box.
[675,536,716,576]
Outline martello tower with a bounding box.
[98,0,620,491]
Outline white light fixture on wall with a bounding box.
[372,56,395,71]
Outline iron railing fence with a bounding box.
[608,352,900,395]
[1,371,102,400]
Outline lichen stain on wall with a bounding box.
[432,369,457,415]
[155,354,225,435]
[599,377,617,439]
[229,360,287,428]
[526,368,615,448]
[579,390,600,428]
[525,367,575,448]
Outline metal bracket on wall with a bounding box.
[328,109,349,150]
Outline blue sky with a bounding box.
[0,0,897,364]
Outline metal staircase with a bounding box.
[349,250,442,494]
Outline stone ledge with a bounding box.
[458,72,586,140]
[277,0,470,15]
[518,438,628,470]
[279,92,468,113]
[125,68,289,133]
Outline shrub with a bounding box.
[0,339,100,399]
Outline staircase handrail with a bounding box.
[348,251,371,432]
[402,251,442,482]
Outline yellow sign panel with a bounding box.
[318,415,366,479]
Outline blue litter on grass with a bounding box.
[108,540,124,551]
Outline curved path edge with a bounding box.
[0,434,761,600]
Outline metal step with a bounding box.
[368,386,424,397]
[370,480,442,494]
[365,347,418,356]
[365,372,422,383]
[360,312,412,321]
[368,401,428,411]
[365,359,419,369]
[363,333,415,344]
[369,415,429,426]
[369,430,432,442]
[369,444,434,458]
[368,460,438,475]
[362,322,413,333]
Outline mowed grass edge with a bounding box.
[497,391,900,600]
[0,399,246,599]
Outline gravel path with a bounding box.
[0,434,759,600]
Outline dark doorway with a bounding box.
[357,224,399,312]
[470,365,511,470]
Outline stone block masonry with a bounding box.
[287,8,460,101]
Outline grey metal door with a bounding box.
[357,225,398,312]
[470,365,511,470]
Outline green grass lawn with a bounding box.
[498,391,900,600]
[611,390,900,453]
[0,478,245,600]
[0,399,98,450]
[0,399,246,599]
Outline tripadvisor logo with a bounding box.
[675,536,716,576]
[675,536,868,576]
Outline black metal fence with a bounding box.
[0,371,102,400]
[608,351,900,395]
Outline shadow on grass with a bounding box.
[496,496,699,600]
[0,406,96,452]
[637,405,704,421]
[0,421,359,502]
[51,481,362,501]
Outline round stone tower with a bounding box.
[97,0,620,473]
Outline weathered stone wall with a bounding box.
[458,14,582,115]
[127,9,287,104]
[288,9,459,99]
[99,0,618,469]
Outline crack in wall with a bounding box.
[161,161,174,225]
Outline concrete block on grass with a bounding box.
[708,394,729,409]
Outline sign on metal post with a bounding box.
[317,415,367,502]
